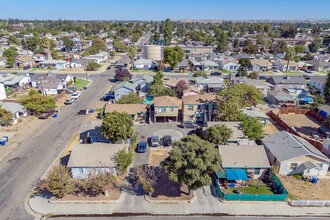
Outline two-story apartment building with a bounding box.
[182,94,217,125]
[151,96,181,123]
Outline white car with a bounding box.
[71,92,81,100]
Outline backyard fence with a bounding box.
[290,200,330,207]
[279,107,310,115]
[213,174,288,202]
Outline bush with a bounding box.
[193,70,207,77]
[115,149,133,174]
[44,165,73,198]
[86,61,101,71]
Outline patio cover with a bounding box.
[225,169,248,181]
[215,170,226,179]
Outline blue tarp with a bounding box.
[225,169,248,181]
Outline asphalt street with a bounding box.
[0,71,114,219]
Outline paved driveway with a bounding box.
[133,123,195,166]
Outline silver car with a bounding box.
[150,135,160,147]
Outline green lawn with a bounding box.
[227,180,274,195]
[282,71,304,75]
[73,78,90,90]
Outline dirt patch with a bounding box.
[278,176,330,200]
[263,119,282,136]
[149,150,170,166]
[147,169,192,201]
[280,114,322,139]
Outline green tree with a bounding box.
[216,32,229,52]
[0,107,14,126]
[62,36,74,51]
[128,46,137,70]
[284,47,296,71]
[161,135,221,192]
[91,36,106,51]
[2,47,18,66]
[236,66,248,77]
[248,71,259,79]
[20,90,56,115]
[323,72,330,103]
[8,35,20,45]
[86,61,101,70]
[243,43,259,54]
[239,58,251,68]
[204,124,233,144]
[216,84,263,121]
[113,40,127,52]
[240,114,264,140]
[44,165,73,198]
[101,111,134,143]
[116,92,143,104]
[115,149,133,174]
[163,46,184,69]
[149,84,176,97]
[164,19,173,46]
[294,44,305,53]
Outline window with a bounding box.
[254,168,261,175]
[170,107,174,112]
[290,163,298,170]
[78,168,83,174]
[158,108,166,113]
[187,105,194,111]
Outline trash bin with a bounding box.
[312,177,319,184]
[83,86,88,90]
[89,109,94,113]
[0,138,7,146]
[53,113,58,118]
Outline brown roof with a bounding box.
[221,59,238,65]
[15,55,32,63]
[0,57,7,61]
[280,60,298,66]
[182,94,216,105]
[105,104,147,115]
[152,96,181,107]
[183,85,200,95]
[162,78,187,88]
[250,59,271,66]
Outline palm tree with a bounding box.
[284,47,296,72]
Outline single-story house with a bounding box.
[266,75,307,90]
[14,56,34,68]
[113,81,136,101]
[273,60,299,72]
[194,76,225,93]
[133,59,157,70]
[200,60,219,71]
[189,59,202,71]
[182,94,217,124]
[0,57,7,66]
[242,107,270,125]
[306,60,330,72]
[219,145,271,179]
[262,131,330,176]
[67,143,129,179]
[104,103,147,121]
[131,74,153,93]
[182,85,200,97]
[0,73,30,89]
[18,50,33,56]
[151,96,181,123]
[32,54,46,63]
[39,60,70,70]
[0,101,27,124]
[267,90,295,106]
[40,81,64,95]
[177,59,190,71]
[249,59,272,72]
[219,60,240,71]
[237,78,274,96]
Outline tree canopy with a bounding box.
[163,46,184,69]
[204,124,233,145]
[240,114,264,140]
[114,68,132,81]
[101,111,134,143]
[86,61,101,70]
[116,92,143,104]
[0,107,14,126]
[20,90,56,115]
[161,135,221,191]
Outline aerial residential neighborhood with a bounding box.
[1,1,330,220]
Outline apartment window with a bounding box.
[290,163,298,170]
[187,105,194,111]
[170,107,174,112]
[254,168,261,175]
[158,108,166,113]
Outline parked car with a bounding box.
[136,141,147,153]
[71,92,81,100]
[107,65,112,70]
[101,93,115,101]
[162,135,173,147]
[150,135,160,147]
[64,98,75,105]
[180,121,199,128]
[38,110,55,119]
[68,86,77,92]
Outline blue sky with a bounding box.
[1,0,329,20]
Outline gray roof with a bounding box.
[67,143,128,168]
[262,131,330,162]
[0,73,26,86]
[267,90,293,101]
[131,74,153,84]
[134,59,156,65]
[200,60,219,67]
[242,108,270,120]
[268,76,306,85]
[40,59,68,65]
[0,101,26,114]
[219,145,271,168]
[113,81,135,91]
[195,76,224,85]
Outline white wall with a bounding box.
[71,167,112,179]
[0,83,6,100]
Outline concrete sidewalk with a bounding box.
[28,186,330,218]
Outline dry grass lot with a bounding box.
[278,175,330,200]
[280,114,322,138]
[263,120,281,136]
[149,150,170,166]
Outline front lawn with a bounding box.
[73,78,90,90]
[226,180,274,195]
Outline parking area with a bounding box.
[133,122,195,166]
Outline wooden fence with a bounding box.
[279,107,310,115]
[267,111,323,151]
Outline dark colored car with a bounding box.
[136,141,147,153]
[180,121,199,128]
[162,135,173,147]
[38,110,55,119]
[101,93,115,101]
[259,75,267,80]
[107,65,112,70]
